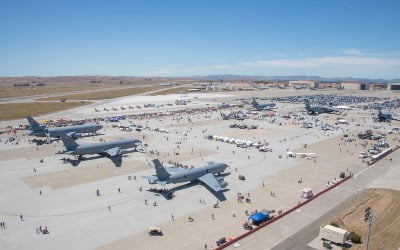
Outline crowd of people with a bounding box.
[267,94,385,106]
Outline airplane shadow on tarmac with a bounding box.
[148,172,231,202]
[61,148,141,168]
[33,134,105,146]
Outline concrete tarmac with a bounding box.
[0,89,399,250]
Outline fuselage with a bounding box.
[253,102,276,110]
[70,138,140,155]
[306,105,335,114]
[31,124,102,137]
[166,163,228,183]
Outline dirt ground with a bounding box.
[330,188,400,250]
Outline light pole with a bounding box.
[364,207,375,250]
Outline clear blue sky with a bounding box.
[1,0,399,78]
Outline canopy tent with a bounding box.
[249,212,267,224]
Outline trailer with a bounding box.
[319,224,349,245]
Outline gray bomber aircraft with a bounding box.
[305,102,338,115]
[251,98,276,111]
[58,135,142,160]
[143,159,229,193]
[27,117,102,139]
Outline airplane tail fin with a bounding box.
[252,98,258,106]
[26,116,41,129]
[60,134,79,150]
[152,159,170,181]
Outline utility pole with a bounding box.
[364,207,375,250]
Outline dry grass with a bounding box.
[149,87,194,96]
[0,102,89,120]
[331,188,400,250]
[39,85,164,101]
[0,84,117,99]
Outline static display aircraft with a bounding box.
[143,159,229,193]
[305,102,338,115]
[26,117,102,139]
[287,152,317,158]
[378,110,399,122]
[251,98,276,111]
[58,135,141,160]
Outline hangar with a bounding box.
[340,82,368,90]
[387,82,400,91]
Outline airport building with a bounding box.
[368,83,387,90]
[340,82,368,90]
[387,82,400,91]
[288,80,316,88]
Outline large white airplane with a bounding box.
[287,152,317,158]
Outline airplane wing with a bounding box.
[103,147,121,157]
[142,176,159,183]
[66,132,77,138]
[198,173,223,192]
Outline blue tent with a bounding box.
[249,212,267,223]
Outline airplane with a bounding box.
[251,98,276,111]
[143,159,229,193]
[287,152,317,158]
[26,117,102,139]
[294,85,306,90]
[58,135,141,160]
[378,109,399,122]
[305,102,338,115]
[252,84,269,90]
[104,107,109,111]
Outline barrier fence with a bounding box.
[368,144,399,166]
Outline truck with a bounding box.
[319,224,349,245]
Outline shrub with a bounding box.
[348,231,362,244]
[329,222,339,227]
